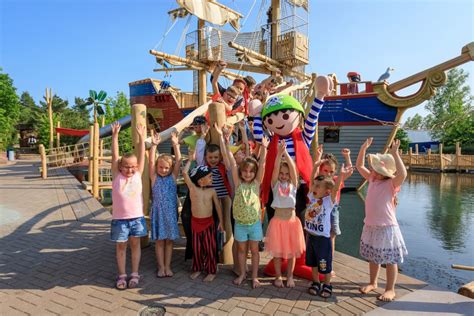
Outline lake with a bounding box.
[337,172,474,291]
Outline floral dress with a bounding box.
[151,174,180,241]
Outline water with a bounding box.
[337,172,474,292]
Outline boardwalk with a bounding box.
[0,162,471,315]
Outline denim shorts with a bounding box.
[110,217,148,242]
[234,221,263,242]
[330,205,341,236]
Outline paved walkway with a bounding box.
[0,161,471,315]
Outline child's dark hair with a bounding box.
[243,76,256,87]
[239,157,258,182]
[205,144,221,156]
[322,153,338,169]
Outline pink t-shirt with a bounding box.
[112,172,143,220]
[364,177,400,226]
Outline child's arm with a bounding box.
[272,81,293,94]
[331,164,351,203]
[315,144,323,163]
[311,159,325,185]
[226,134,240,188]
[171,131,181,178]
[356,138,372,180]
[256,135,269,183]
[111,122,121,179]
[283,142,298,187]
[238,121,250,157]
[195,123,208,166]
[271,140,285,187]
[182,150,196,191]
[149,130,161,185]
[136,124,146,174]
[211,61,226,96]
[389,139,407,188]
[341,148,354,179]
[215,123,230,169]
[212,190,224,231]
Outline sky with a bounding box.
[1,0,473,122]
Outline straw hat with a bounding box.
[367,153,397,178]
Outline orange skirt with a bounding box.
[265,215,305,259]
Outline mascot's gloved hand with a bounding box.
[315,76,333,100]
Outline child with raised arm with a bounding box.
[149,130,181,278]
[356,138,408,302]
[305,164,351,298]
[183,151,224,282]
[265,140,306,288]
[110,122,147,290]
[226,131,269,288]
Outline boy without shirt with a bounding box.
[183,151,224,282]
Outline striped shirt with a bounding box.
[253,97,324,158]
[211,167,229,198]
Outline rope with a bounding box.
[344,108,400,126]
[153,17,178,51]
[174,14,192,56]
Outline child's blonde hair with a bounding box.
[239,157,258,182]
[156,154,174,170]
[119,152,137,165]
[314,175,335,190]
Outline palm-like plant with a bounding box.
[84,90,107,123]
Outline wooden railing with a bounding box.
[400,142,474,171]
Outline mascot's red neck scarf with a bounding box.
[261,128,313,205]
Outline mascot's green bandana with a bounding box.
[260,94,313,205]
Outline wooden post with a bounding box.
[92,122,100,198]
[46,88,54,149]
[131,104,150,248]
[39,144,47,179]
[415,143,419,155]
[99,116,105,158]
[88,125,94,184]
[408,147,413,169]
[197,19,207,105]
[56,121,61,148]
[439,143,444,171]
[271,0,281,66]
[456,142,461,171]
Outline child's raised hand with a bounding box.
[316,144,323,157]
[201,123,209,136]
[136,124,146,139]
[261,135,270,148]
[361,137,373,150]
[151,130,161,145]
[278,140,287,153]
[171,131,179,146]
[111,122,121,135]
[340,163,353,179]
[342,148,351,156]
[390,139,400,154]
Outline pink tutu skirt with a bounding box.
[265,216,305,259]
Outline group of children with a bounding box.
[109,68,408,302]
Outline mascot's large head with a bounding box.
[261,95,304,137]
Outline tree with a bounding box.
[0,69,21,150]
[424,68,473,146]
[104,92,132,153]
[403,113,424,130]
[39,94,69,113]
[19,92,42,129]
[395,128,410,152]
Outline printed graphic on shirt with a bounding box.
[121,177,138,198]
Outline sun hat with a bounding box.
[367,153,397,178]
[261,94,304,119]
[190,165,212,186]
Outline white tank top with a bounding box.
[271,181,297,209]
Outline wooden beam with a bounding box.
[153,67,193,72]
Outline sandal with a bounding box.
[308,281,321,296]
[115,274,127,290]
[320,284,333,298]
[128,273,140,289]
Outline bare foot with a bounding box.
[378,290,396,301]
[233,274,245,286]
[156,269,166,278]
[165,268,174,277]
[273,277,284,288]
[286,276,295,288]
[359,283,378,294]
[252,278,261,289]
[190,271,201,280]
[203,274,216,282]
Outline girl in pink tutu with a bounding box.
[265,140,306,288]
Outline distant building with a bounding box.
[406,130,440,153]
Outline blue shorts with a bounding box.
[330,205,341,236]
[305,234,333,274]
[234,221,263,242]
[110,217,148,242]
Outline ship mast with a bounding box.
[197,19,207,105]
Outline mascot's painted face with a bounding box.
[261,95,304,137]
[264,109,300,136]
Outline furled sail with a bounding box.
[175,0,242,31]
[288,0,308,11]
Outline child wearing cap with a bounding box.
[356,138,408,302]
[183,151,224,282]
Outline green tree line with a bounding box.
[0,68,132,152]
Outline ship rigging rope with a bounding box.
[174,14,192,57]
[152,15,178,51]
[343,108,399,126]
